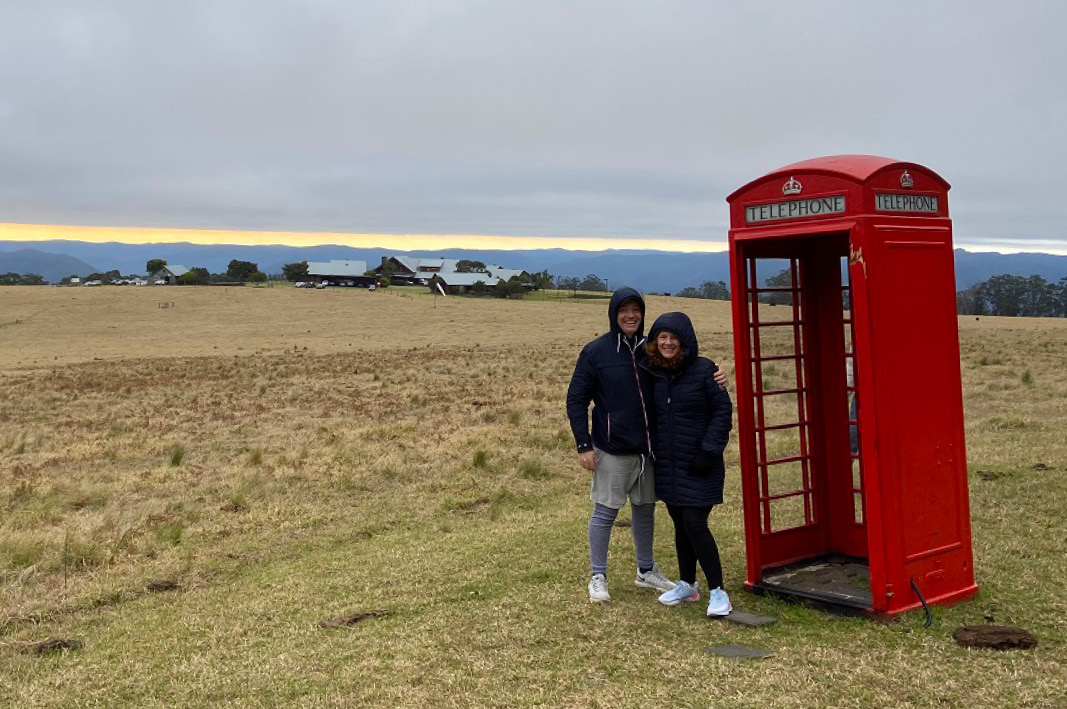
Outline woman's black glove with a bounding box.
[690,450,724,478]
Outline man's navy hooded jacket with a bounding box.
[566,287,654,456]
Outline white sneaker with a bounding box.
[707,587,732,617]
[658,581,699,606]
[588,573,611,603]
[635,563,676,592]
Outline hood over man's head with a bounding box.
[608,287,646,340]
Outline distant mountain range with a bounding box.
[0,248,100,284]
[2,239,1066,293]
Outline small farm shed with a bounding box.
[150,265,189,285]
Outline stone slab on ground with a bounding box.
[704,644,773,660]
[722,609,777,627]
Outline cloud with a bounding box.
[1,1,1065,249]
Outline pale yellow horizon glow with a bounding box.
[0,222,729,253]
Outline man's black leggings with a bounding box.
[665,503,723,590]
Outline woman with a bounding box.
[643,312,734,617]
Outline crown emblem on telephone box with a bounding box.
[900,170,914,188]
[782,176,802,195]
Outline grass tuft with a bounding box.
[1,538,45,571]
[985,415,1032,430]
[153,521,184,547]
[62,534,105,571]
[222,491,249,513]
[517,459,551,480]
[487,488,517,520]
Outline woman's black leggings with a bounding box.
[665,503,723,589]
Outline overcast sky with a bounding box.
[1,1,1065,253]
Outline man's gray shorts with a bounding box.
[590,448,656,509]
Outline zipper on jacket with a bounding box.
[645,366,677,476]
[607,413,611,441]
[629,345,652,455]
[664,374,676,469]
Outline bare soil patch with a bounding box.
[953,625,1038,650]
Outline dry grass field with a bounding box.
[2,284,1066,708]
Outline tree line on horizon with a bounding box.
[145,258,268,284]
[7,258,1067,318]
[957,273,1067,317]
[0,260,275,286]
[0,272,47,286]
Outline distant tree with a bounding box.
[578,274,608,292]
[282,261,309,282]
[249,271,268,285]
[0,272,21,285]
[495,275,526,299]
[956,286,985,316]
[531,269,553,290]
[146,259,167,275]
[975,274,1027,317]
[558,276,580,291]
[1019,275,1056,317]
[1056,277,1067,317]
[456,260,487,273]
[81,270,122,284]
[471,280,488,295]
[177,267,210,285]
[18,273,46,286]
[679,280,730,300]
[86,271,121,284]
[701,280,730,300]
[761,268,794,305]
[226,259,259,282]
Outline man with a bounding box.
[566,287,726,602]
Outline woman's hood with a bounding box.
[648,311,699,367]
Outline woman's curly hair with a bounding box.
[645,339,686,370]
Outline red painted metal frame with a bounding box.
[843,280,865,528]
[745,257,816,536]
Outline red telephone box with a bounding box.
[727,155,977,616]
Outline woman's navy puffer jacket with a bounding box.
[644,312,733,507]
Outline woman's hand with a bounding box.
[690,450,724,478]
